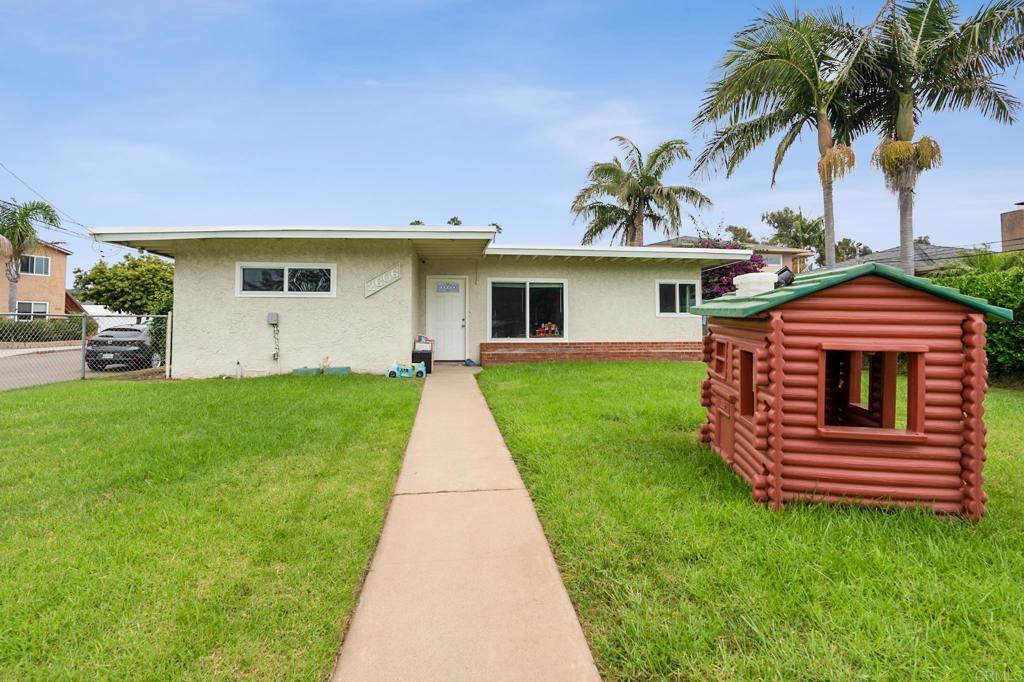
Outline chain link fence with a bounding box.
[0,312,172,392]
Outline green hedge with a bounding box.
[0,316,99,343]
[931,268,1024,379]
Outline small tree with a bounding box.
[725,225,756,244]
[409,219,425,225]
[446,216,463,226]
[836,237,873,262]
[763,208,825,265]
[73,254,174,315]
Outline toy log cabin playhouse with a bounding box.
[689,263,1013,521]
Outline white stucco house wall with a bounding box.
[92,225,750,378]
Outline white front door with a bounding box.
[426,276,467,361]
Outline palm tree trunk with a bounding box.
[898,185,915,275]
[5,261,18,316]
[629,205,644,246]
[821,177,836,268]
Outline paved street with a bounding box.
[0,348,102,391]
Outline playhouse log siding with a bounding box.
[699,274,990,520]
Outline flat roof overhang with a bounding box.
[91,225,752,265]
[90,225,498,259]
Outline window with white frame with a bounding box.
[760,253,783,266]
[236,263,335,296]
[490,279,566,339]
[19,255,51,276]
[16,301,48,320]
[657,281,698,315]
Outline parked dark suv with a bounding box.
[85,325,162,372]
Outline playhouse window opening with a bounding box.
[712,340,727,376]
[823,350,922,432]
[739,350,755,417]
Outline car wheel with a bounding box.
[149,351,162,368]
[415,370,425,378]
[87,361,103,372]
[388,370,397,378]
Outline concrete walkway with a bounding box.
[332,365,600,682]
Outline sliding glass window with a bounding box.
[490,280,565,339]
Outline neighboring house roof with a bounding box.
[689,262,1013,321]
[649,235,813,256]
[832,242,967,272]
[38,240,73,256]
[64,291,86,313]
[91,225,751,264]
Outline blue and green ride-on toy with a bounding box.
[387,361,426,378]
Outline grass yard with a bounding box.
[0,375,421,681]
[478,361,1024,681]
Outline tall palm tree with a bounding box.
[856,0,1024,274]
[693,7,878,267]
[0,199,61,315]
[571,136,712,246]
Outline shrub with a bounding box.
[695,236,766,299]
[0,315,98,343]
[931,268,1024,379]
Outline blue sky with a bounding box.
[2,0,1022,281]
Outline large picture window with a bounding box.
[656,280,699,315]
[237,263,335,297]
[489,279,565,340]
[19,255,50,276]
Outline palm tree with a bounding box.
[856,0,1024,274]
[571,136,711,246]
[0,199,61,315]
[693,7,878,267]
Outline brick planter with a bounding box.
[479,341,703,365]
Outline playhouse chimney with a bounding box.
[732,272,778,297]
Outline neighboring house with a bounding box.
[92,225,750,376]
[833,242,966,274]
[649,236,812,273]
[0,241,73,318]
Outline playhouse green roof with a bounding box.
[690,262,1014,321]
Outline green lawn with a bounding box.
[0,375,422,681]
[478,362,1024,681]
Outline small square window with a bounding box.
[657,282,697,315]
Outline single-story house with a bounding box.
[92,225,751,377]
